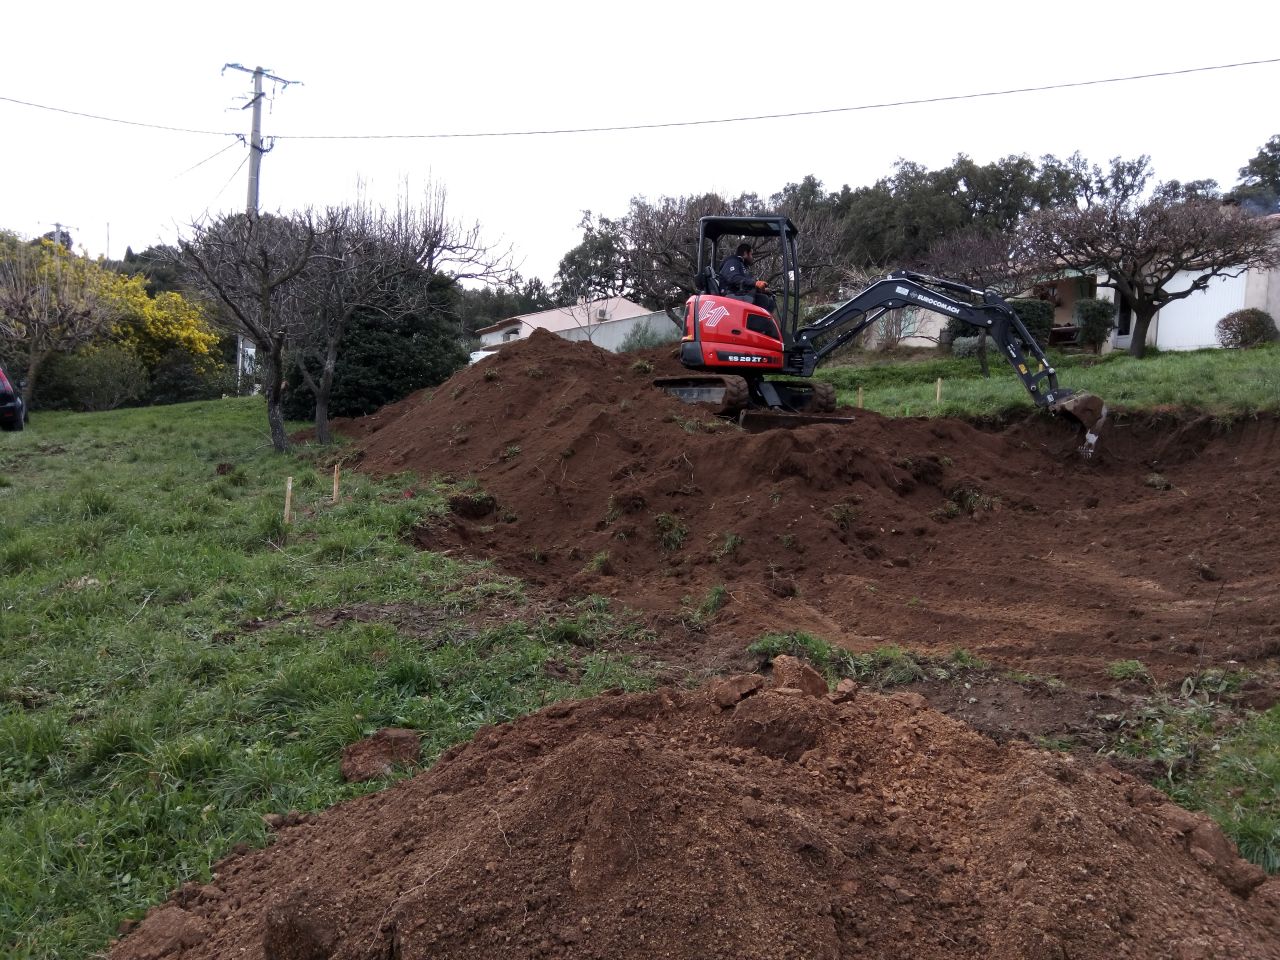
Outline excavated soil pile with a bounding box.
[341,330,1279,684]
[112,675,1278,960]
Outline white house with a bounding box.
[474,297,676,353]
[1098,261,1279,352]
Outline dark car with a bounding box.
[0,362,26,431]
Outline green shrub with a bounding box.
[951,335,983,359]
[146,349,237,405]
[1007,298,1055,350]
[1075,298,1116,353]
[36,345,149,412]
[619,319,681,353]
[283,295,468,420]
[1216,308,1277,349]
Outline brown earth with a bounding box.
[111,677,1279,960]
[336,329,1280,689]
[110,347,1280,959]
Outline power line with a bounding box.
[4,56,1278,143]
[173,138,244,179]
[0,94,237,136]
[207,152,251,211]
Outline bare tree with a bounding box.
[837,264,928,353]
[288,185,512,442]
[620,191,843,327]
[922,227,1043,375]
[177,212,316,452]
[0,237,126,406]
[1021,156,1280,358]
[622,193,750,324]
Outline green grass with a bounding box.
[0,398,652,958]
[1176,707,1280,873]
[1102,690,1280,875]
[817,343,1280,417]
[748,634,929,688]
[1106,659,1153,684]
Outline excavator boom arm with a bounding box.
[785,270,1072,408]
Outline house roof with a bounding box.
[475,297,652,335]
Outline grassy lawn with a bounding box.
[0,399,652,958]
[817,343,1280,417]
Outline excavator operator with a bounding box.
[719,243,776,314]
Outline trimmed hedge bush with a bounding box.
[1216,308,1277,349]
[951,336,983,359]
[1007,298,1054,350]
[1075,298,1116,353]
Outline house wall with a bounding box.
[1245,264,1280,320]
[558,311,681,352]
[479,325,521,348]
[1150,271,1248,350]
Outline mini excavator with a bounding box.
[654,216,1107,454]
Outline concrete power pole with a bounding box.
[221,63,300,391]
[221,63,300,217]
[246,67,264,215]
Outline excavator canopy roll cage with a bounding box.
[695,216,802,337]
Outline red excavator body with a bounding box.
[678,295,785,371]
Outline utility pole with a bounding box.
[221,63,300,217]
[46,222,77,248]
[246,67,264,214]
[222,63,300,392]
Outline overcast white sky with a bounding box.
[2,0,1278,285]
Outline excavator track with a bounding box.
[653,375,750,415]
[656,375,855,430]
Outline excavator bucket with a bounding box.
[1050,392,1109,458]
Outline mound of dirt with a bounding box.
[111,676,1277,960]
[335,331,1280,686]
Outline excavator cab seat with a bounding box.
[696,265,722,295]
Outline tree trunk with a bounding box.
[977,330,990,379]
[21,345,44,408]
[262,345,290,453]
[313,343,339,445]
[1127,306,1158,359]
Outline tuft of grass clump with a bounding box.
[828,501,858,531]
[681,584,728,630]
[713,532,743,561]
[1106,659,1152,684]
[749,631,837,671]
[654,513,688,552]
[583,550,613,575]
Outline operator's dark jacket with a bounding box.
[718,255,758,296]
